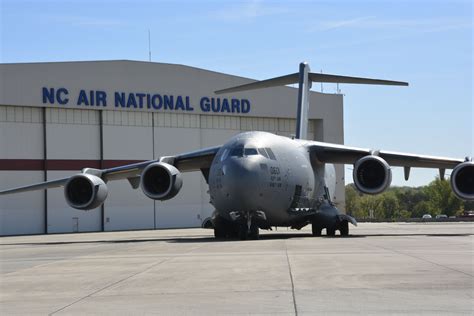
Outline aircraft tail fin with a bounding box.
[215,62,408,139]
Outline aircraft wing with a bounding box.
[102,145,220,181]
[0,145,221,195]
[0,178,72,196]
[307,141,464,171]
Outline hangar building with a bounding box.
[0,60,344,236]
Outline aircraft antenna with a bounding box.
[148,29,152,62]
[320,69,323,92]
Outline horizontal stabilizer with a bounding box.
[215,73,299,94]
[215,71,407,94]
[309,73,408,86]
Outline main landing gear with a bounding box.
[310,200,355,237]
[339,220,349,236]
[311,222,322,236]
[311,219,350,237]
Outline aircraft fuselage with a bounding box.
[208,131,336,228]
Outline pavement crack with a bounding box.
[285,241,298,316]
[48,243,207,315]
[48,258,170,315]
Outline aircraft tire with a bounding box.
[238,224,249,240]
[311,222,322,236]
[228,227,240,239]
[214,226,227,239]
[339,221,349,237]
[326,227,336,237]
[248,224,259,240]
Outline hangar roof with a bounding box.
[0,60,343,120]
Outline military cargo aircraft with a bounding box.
[1,62,473,239]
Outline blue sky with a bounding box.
[1,0,472,186]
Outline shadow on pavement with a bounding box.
[1,232,472,246]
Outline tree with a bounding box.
[344,176,466,221]
[345,184,360,216]
[423,177,463,216]
[393,186,426,214]
[412,200,435,218]
[398,209,411,219]
[378,191,400,219]
[464,200,474,212]
[358,194,383,219]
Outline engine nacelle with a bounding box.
[353,155,392,195]
[451,161,474,201]
[140,162,183,200]
[64,174,108,210]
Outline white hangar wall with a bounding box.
[0,107,45,235]
[0,61,345,236]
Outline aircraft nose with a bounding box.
[222,158,261,210]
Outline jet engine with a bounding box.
[140,162,183,200]
[450,161,474,201]
[353,155,392,195]
[64,174,108,210]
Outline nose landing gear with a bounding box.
[213,210,265,240]
[238,210,265,240]
[238,222,259,240]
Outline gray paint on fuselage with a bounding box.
[209,131,336,226]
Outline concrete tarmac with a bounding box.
[0,222,473,315]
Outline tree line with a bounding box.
[345,177,474,220]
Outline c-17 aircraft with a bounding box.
[1,62,473,239]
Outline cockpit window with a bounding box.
[230,147,244,157]
[265,148,277,160]
[220,148,229,162]
[257,148,269,158]
[244,148,258,156]
[226,146,272,159]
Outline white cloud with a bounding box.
[319,16,376,31]
[316,16,471,33]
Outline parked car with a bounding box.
[422,214,432,220]
[436,214,448,220]
[460,210,474,218]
